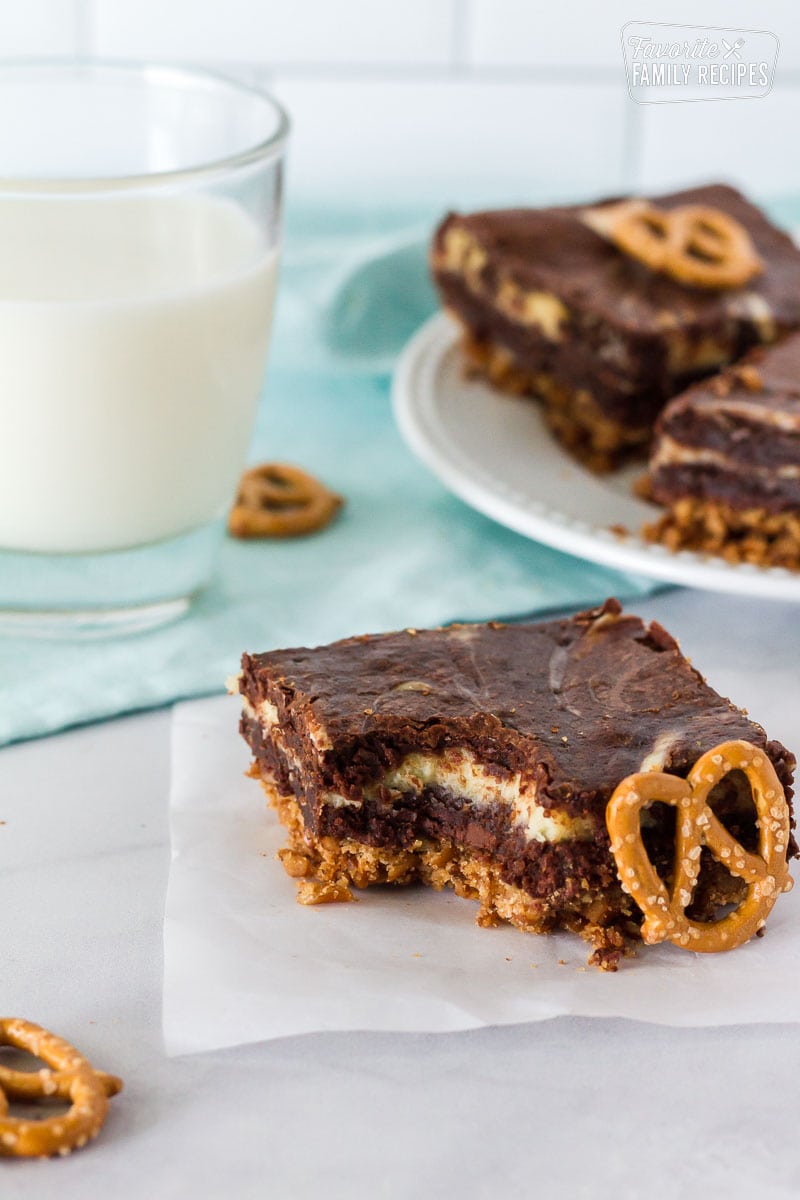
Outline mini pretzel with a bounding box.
[585,200,763,289]
[0,1019,122,1158]
[607,740,793,953]
[228,462,343,539]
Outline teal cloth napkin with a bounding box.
[0,204,660,747]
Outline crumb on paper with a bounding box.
[609,523,629,539]
[296,878,354,905]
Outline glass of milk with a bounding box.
[0,62,288,635]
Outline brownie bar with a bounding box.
[237,600,796,968]
[431,184,800,469]
[645,334,800,567]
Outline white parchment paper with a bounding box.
[163,693,800,1054]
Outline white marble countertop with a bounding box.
[2,589,800,1200]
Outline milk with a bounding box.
[0,194,278,554]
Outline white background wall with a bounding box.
[6,0,800,206]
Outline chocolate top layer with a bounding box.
[433,184,800,336]
[240,600,792,818]
[654,333,800,469]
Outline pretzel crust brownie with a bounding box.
[237,600,796,969]
[644,335,800,568]
[431,184,800,470]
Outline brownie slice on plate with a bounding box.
[431,184,800,469]
[645,333,800,568]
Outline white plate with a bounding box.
[392,313,800,602]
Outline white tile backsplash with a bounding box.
[636,84,800,199]
[91,0,458,66]
[0,0,80,56]
[0,1,796,202]
[469,0,800,72]
[468,0,634,70]
[269,76,630,204]
[615,1,800,71]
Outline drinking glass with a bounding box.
[0,62,289,635]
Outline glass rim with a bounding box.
[0,58,291,193]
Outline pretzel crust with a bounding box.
[607,740,793,953]
[228,462,343,539]
[0,1019,122,1158]
[584,200,763,290]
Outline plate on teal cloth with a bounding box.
[0,208,661,748]
[393,313,800,602]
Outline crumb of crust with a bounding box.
[296,878,354,905]
[278,847,313,878]
[585,922,629,971]
[588,946,621,971]
[609,523,629,538]
[733,364,763,392]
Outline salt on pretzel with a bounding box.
[0,1019,122,1158]
[583,199,763,290]
[607,740,793,953]
[228,462,343,539]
